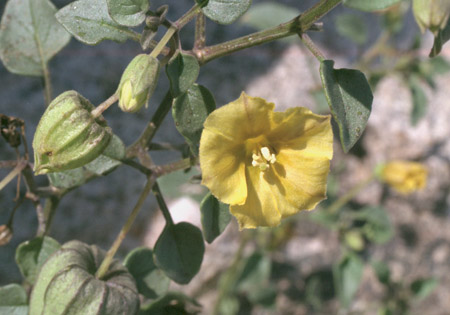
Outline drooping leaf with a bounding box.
[320,60,373,153]
[48,134,125,189]
[124,247,170,299]
[106,0,149,27]
[333,253,364,308]
[172,84,216,155]
[240,2,300,31]
[166,53,200,98]
[56,0,137,45]
[410,278,438,299]
[409,76,427,126]
[430,19,450,57]
[343,0,402,12]
[335,13,368,45]
[371,261,390,285]
[139,292,202,314]
[0,284,28,315]
[200,192,231,243]
[0,0,71,76]
[153,222,205,284]
[202,0,252,25]
[354,206,393,244]
[15,236,60,285]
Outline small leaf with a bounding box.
[240,2,300,31]
[200,192,231,243]
[140,292,201,314]
[343,0,402,12]
[172,84,216,155]
[107,0,149,27]
[430,20,450,57]
[235,252,271,293]
[335,14,368,45]
[153,222,205,284]
[371,261,390,285]
[354,206,393,244]
[0,284,28,315]
[124,247,170,299]
[333,253,364,307]
[202,0,252,25]
[56,0,137,45]
[166,53,200,98]
[410,278,438,299]
[15,236,60,285]
[0,0,71,76]
[409,76,427,126]
[320,60,373,153]
[48,134,125,189]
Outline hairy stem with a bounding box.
[299,33,325,62]
[152,182,174,226]
[91,93,118,119]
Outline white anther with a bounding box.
[260,147,271,161]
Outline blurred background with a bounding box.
[1,0,450,314]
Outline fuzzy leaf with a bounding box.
[202,0,252,25]
[107,0,149,27]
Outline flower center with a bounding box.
[252,146,276,171]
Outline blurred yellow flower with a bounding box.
[199,92,333,229]
[380,161,427,194]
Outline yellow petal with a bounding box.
[381,161,427,194]
[199,128,247,205]
[203,92,274,141]
[230,166,289,229]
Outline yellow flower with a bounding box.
[199,92,333,229]
[380,161,427,194]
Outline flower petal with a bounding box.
[230,166,290,229]
[200,128,247,205]
[203,92,273,141]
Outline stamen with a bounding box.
[251,147,277,171]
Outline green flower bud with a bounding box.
[29,241,139,315]
[32,91,112,175]
[413,0,450,35]
[117,54,160,113]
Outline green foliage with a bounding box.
[15,236,60,285]
[320,60,373,153]
[343,0,402,12]
[200,192,232,243]
[124,247,170,299]
[355,206,393,244]
[240,2,300,31]
[372,261,391,285]
[0,0,71,76]
[139,292,201,314]
[430,19,450,57]
[56,0,137,45]
[409,75,428,126]
[410,278,438,299]
[166,53,200,98]
[202,0,252,25]
[172,84,216,155]
[0,284,29,315]
[333,253,364,308]
[153,222,205,284]
[335,14,368,45]
[107,0,149,27]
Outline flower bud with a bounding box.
[377,160,427,194]
[0,225,12,246]
[413,0,450,35]
[117,54,160,113]
[32,91,112,175]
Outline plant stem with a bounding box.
[96,175,156,279]
[152,182,174,226]
[91,93,118,119]
[174,3,202,29]
[326,174,376,214]
[42,62,52,106]
[150,26,177,59]
[194,13,206,50]
[151,157,195,177]
[198,0,341,64]
[0,160,26,191]
[37,196,60,237]
[299,33,325,62]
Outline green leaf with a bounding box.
[430,20,450,57]
[343,0,402,12]
[202,0,252,25]
[139,292,201,314]
[235,252,271,293]
[0,284,28,315]
[0,0,71,76]
[320,60,373,153]
[124,247,170,299]
[153,222,205,284]
[240,2,300,30]
[335,14,368,45]
[409,76,427,126]
[200,192,231,243]
[410,278,438,299]
[15,236,60,285]
[48,134,125,189]
[56,0,137,45]
[166,53,200,98]
[333,253,364,308]
[172,84,216,156]
[354,206,393,244]
[371,261,390,285]
[106,0,149,27]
